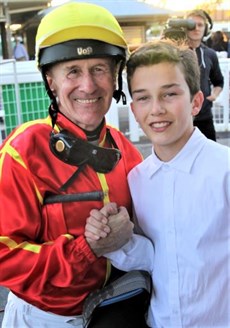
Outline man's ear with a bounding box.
[46,74,56,95]
[192,91,204,117]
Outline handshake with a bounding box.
[85,203,134,257]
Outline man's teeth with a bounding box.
[75,98,98,104]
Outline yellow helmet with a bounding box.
[36,1,128,69]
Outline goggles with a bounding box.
[50,130,122,173]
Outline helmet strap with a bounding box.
[113,63,126,105]
[42,70,59,128]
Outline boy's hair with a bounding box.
[126,39,200,99]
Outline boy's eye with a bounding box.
[163,92,177,99]
[134,95,150,102]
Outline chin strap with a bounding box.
[113,64,127,105]
[48,102,58,128]
[42,70,59,128]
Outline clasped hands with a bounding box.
[85,203,134,257]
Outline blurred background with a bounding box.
[0,1,229,324]
[0,0,229,60]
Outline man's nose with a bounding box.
[78,72,97,93]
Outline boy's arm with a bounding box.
[85,203,154,273]
[105,234,154,273]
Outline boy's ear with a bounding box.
[192,91,204,116]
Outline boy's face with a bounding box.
[130,62,203,161]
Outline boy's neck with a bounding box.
[154,128,195,162]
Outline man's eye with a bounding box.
[67,69,79,79]
[92,66,107,75]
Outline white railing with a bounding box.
[0,58,229,144]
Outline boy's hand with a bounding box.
[85,203,134,257]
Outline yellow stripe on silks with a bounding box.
[96,171,111,284]
[97,133,111,205]
[0,145,43,204]
[0,117,52,154]
[0,151,6,180]
[0,234,74,254]
[0,118,52,204]
[5,145,27,168]
[97,172,110,205]
[63,234,74,241]
[0,117,52,159]
[0,236,42,253]
[99,133,106,147]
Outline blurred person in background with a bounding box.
[186,10,224,141]
[13,37,29,61]
[209,30,230,58]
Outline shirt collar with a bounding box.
[146,128,207,178]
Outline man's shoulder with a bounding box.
[4,117,51,145]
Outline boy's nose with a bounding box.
[150,100,165,115]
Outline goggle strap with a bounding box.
[60,164,86,191]
[106,129,119,149]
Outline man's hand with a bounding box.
[85,203,134,257]
[85,202,118,240]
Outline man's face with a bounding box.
[186,15,206,42]
[46,57,116,131]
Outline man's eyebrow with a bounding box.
[64,64,79,70]
[64,62,110,70]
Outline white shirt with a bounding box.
[107,128,230,327]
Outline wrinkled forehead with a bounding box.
[46,57,116,75]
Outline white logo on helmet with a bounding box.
[77,47,93,56]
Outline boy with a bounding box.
[85,40,230,327]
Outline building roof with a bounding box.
[3,0,174,29]
[35,0,174,27]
